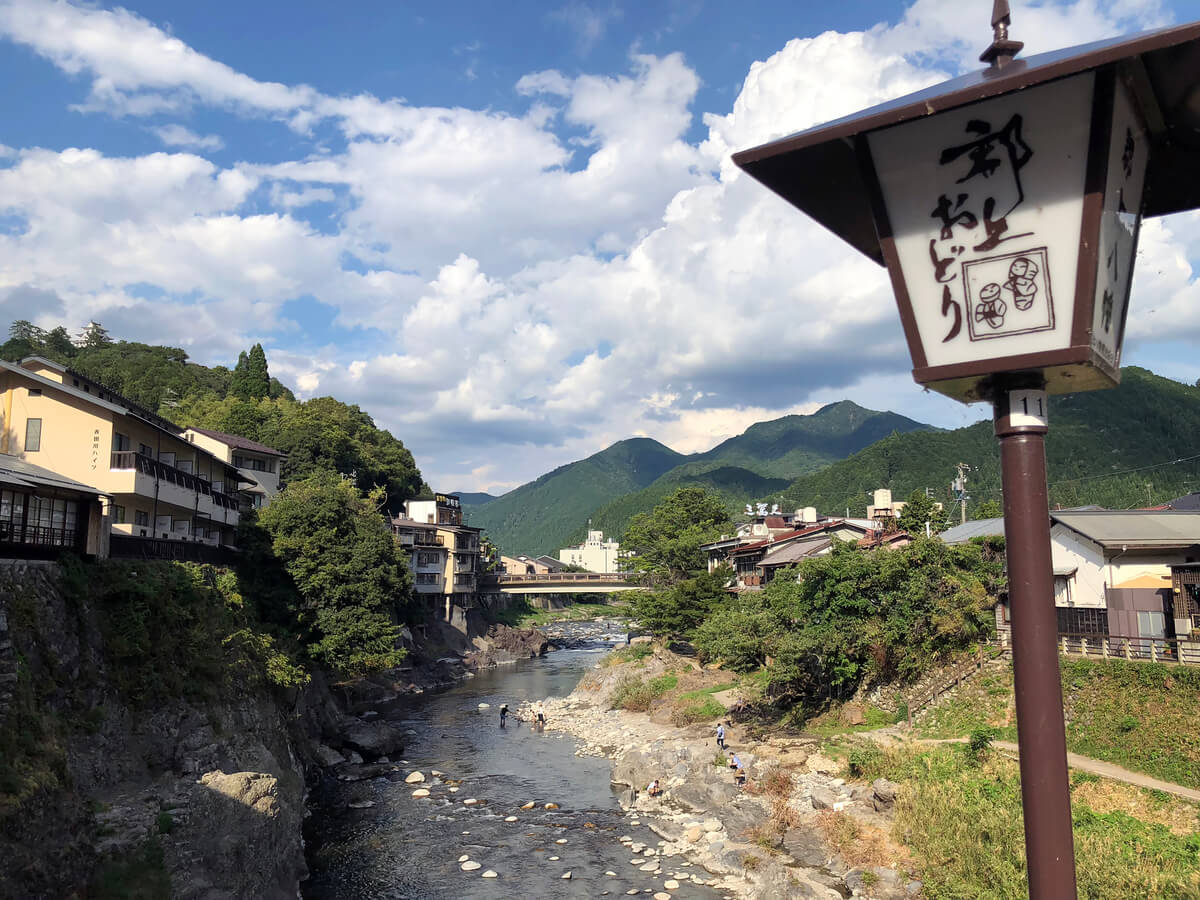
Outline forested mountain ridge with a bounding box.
[462,437,686,556]
[2,320,427,513]
[778,367,1200,517]
[471,401,931,556]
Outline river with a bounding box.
[302,627,728,900]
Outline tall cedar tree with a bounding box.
[898,489,952,536]
[246,343,271,400]
[230,350,252,400]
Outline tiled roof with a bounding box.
[0,455,107,496]
[1052,510,1200,549]
[759,537,832,567]
[729,521,850,555]
[939,518,1006,544]
[187,426,285,457]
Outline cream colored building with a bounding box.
[401,493,482,618]
[559,529,620,573]
[184,426,284,510]
[1,357,243,552]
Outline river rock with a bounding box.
[459,854,469,862]
[482,870,498,878]
[655,893,671,900]
[504,816,518,822]
[431,769,444,777]
[411,789,430,798]
[521,802,536,809]
[555,838,568,844]
[561,871,572,879]
[549,856,559,861]
[464,798,478,805]
[478,703,491,709]
[347,800,375,809]
[544,802,559,810]
[873,777,898,812]
[405,771,426,784]
[449,787,459,792]
[686,826,703,843]
[810,785,838,811]
[461,861,481,871]
[664,880,679,889]
[313,743,347,766]
[342,721,406,759]
[605,871,617,876]
[345,750,365,765]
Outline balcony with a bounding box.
[109,534,238,565]
[454,560,476,574]
[110,452,239,521]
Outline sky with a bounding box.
[2,0,1198,495]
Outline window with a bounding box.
[1053,575,1073,607]
[416,573,440,585]
[159,451,175,467]
[176,459,193,474]
[28,388,41,397]
[134,510,149,526]
[1136,610,1167,639]
[112,432,131,452]
[112,505,126,524]
[24,418,41,452]
[139,443,154,457]
[1055,607,1108,635]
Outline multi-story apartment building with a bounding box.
[184,426,285,510]
[402,493,483,617]
[1,357,245,557]
[390,516,448,606]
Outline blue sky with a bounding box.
[1,0,1197,494]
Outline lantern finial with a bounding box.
[980,0,1024,69]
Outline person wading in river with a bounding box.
[499,704,509,727]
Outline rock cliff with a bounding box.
[0,560,339,899]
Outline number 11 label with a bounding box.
[1008,389,1048,428]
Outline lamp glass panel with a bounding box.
[868,73,1094,368]
[1091,76,1148,369]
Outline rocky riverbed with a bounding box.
[522,648,924,900]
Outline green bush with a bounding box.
[847,744,887,779]
[963,726,995,764]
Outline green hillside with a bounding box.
[778,367,1200,516]
[693,400,933,478]
[474,401,931,555]
[463,437,686,555]
[571,464,792,546]
[452,492,498,507]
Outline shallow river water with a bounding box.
[302,633,727,900]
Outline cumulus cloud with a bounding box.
[0,0,1191,495]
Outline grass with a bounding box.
[602,643,654,667]
[610,672,677,711]
[804,704,901,736]
[917,657,1200,790]
[847,743,1200,899]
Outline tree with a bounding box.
[258,471,414,673]
[246,343,271,400]
[43,326,77,358]
[898,489,952,536]
[230,351,252,400]
[622,486,731,587]
[79,321,113,350]
[973,499,1003,519]
[631,566,732,640]
[0,320,46,360]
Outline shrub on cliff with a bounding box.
[257,471,413,674]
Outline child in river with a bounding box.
[499,704,509,727]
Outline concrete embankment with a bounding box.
[524,648,924,900]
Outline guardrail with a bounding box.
[496,572,632,584]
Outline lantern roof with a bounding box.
[732,21,1200,265]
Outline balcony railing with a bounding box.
[0,522,85,557]
[110,451,239,511]
[109,534,238,565]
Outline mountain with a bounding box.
[778,367,1200,518]
[452,492,499,507]
[463,438,686,556]
[471,401,932,555]
[692,400,933,479]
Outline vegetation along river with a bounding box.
[303,626,726,899]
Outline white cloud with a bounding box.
[0,0,1191,497]
[548,1,623,55]
[150,124,224,150]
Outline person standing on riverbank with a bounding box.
[716,722,726,750]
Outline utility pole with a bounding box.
[952,462,971,524]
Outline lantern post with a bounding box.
[732,5,1200,898]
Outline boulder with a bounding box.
[411,789,430,798]
[405,771,426,784]
[342,721,406,759]
[840,703,866,726]
[482,870,498,878]
[872,778,898,812]
[312,743,346,767]
[461,861,481,871]
[810,785,839,811]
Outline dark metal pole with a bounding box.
[992,378,1077,900]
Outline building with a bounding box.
[401,493,483,619]
[559,529,620,572]
[941,510,1200,644]
[725,519,879,590]
[1,357,245,559]
[184,427,285,510]
[0,454,108,559]
[391,516,448,605]
[500,554,564,575]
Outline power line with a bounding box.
[974,451,1200,496]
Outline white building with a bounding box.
[184,426,285,510]
[559,529,621,573]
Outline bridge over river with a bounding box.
[485,572,644,594]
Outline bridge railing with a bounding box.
[495,572,632,584]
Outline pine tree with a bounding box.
[246,343,270,400]
[43,326,77,359]
[230,351,251,400]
